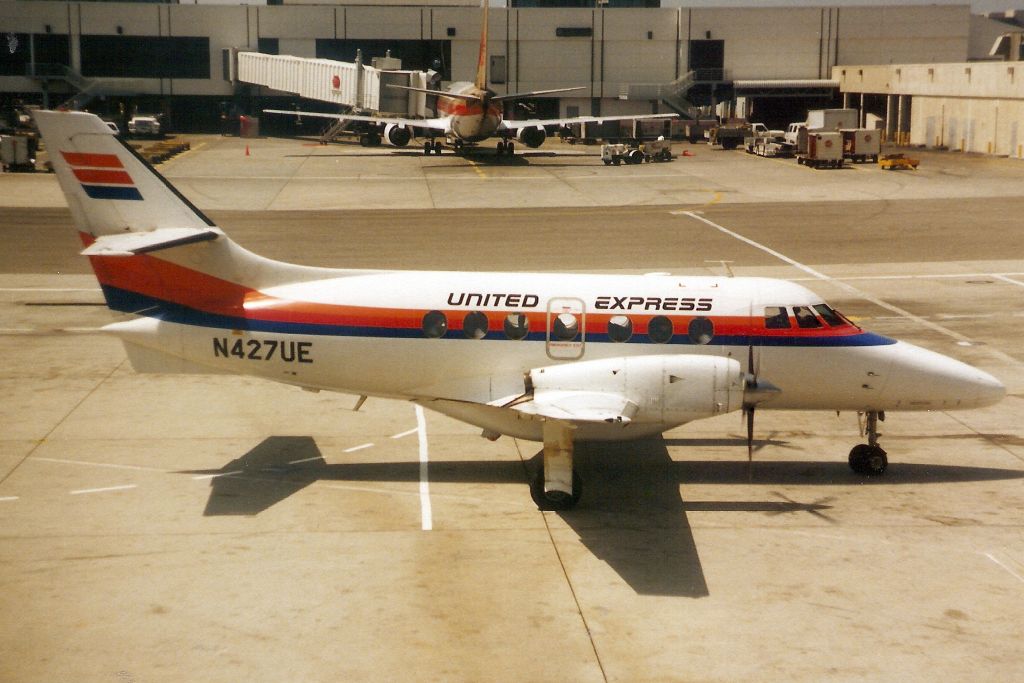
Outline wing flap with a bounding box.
[513,390,639,424]
[81,227,222,256]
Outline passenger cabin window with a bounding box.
[423,310,447,338]
[552,312,579,341]
[648,315,673,344]
[607,315,632,342]
[764,306,791,329]
[793,306,822,329]
[813,304,845,327]
[688,317,714,345]
[463,311,488,339]
[504,313,529,340]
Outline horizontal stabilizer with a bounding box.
[81,227,222,257]
[491,87,586,102]
[513,390,639,425]
[385,84,482,102]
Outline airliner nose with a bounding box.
[884,341,1005,410]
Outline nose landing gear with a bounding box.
[849,410,888,475]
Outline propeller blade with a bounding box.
[746,405,755,482]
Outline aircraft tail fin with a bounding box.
[474,0,489,91]
[32,109,215,237]
[32,109,338,321]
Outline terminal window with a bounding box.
[1,33,70,75]
[81,36,210,79]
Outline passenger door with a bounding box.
[546,297,586,361]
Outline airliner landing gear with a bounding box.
[496,140,515,157]
[530,420,581,511]
[423,140,443,155]
[849,410,888,475]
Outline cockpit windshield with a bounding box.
[763,304,858,330]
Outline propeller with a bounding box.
[741,344,781,481]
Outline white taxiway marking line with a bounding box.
[678,210,1023,366]
[286,455,322,465]
[416,405,433,532]
[983,552,1024,585]
[70,484,138,495]
[192,470,243,481]
[992,274,1024,289]
[343,442,374,453]
[790,272,1024,283]
[0,288,101,292]
[0,496,19,502]
[390,427,418,439]
[32,457,169,473]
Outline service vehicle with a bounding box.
[706,119,751,150]
[0,133,37,172]
[128,115,162,138]
[797,131,844,168]
[841,129,880,163]
[748,137,795,158]
[879,153,920,170]
[639,137,673,162]
[601,143,641,165]
[805,108,858,131]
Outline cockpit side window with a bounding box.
[764,306,791,329]
[793,305,822,329]
[813,304,845,327]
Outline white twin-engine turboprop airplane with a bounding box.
[263,0,676,156]
[34,109,1005,510]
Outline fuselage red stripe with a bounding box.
[79,233,864,339]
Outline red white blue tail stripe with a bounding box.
[62,151,143,201]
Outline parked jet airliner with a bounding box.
[263,0,676,155]
[33,109,1005,509]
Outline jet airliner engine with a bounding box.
[516,126,546,149]
[384,123,412,147]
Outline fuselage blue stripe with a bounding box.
[100,285,898,348]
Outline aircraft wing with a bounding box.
[262,109,450,132]
[500,112,678,132]
[510,390,639,425]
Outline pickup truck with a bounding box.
[128,115,162,138]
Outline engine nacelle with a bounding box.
[516,126,546,149]
[384,123,412,147]
[529,354,745,428]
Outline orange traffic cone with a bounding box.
[245,145,250,157]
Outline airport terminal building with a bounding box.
[0,1,1020,142]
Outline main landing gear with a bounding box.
[423,139,443,155]
[496,139,516,157]
[529,420,582,511]
[849,410,888,476]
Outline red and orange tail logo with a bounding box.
[474,0,489,91]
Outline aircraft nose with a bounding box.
[885,341,1005,410]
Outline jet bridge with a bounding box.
[235,51,431,117]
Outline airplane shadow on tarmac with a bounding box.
[180,434,1024,597]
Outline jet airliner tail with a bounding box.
[474,0,489,91]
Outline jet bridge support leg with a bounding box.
[531,419,581,511]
